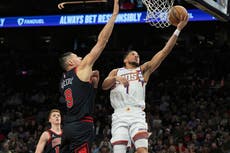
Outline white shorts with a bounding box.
[111,106,148,146]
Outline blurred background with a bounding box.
[0,0,230,152]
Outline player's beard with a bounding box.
[129,61,139,67]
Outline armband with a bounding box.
[173,29,180,37]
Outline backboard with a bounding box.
[185,0,229,21]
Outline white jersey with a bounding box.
[110,67,146,110]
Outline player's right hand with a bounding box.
[177,14,189,31]
[115,76,129,87]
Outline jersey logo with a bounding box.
[121,72,138,81]
[52,137,61,148]
[120,70,145,86]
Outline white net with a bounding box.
[142,0,174,28]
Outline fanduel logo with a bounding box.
[17,18,24,26]
[17,18,44,26]
[0,18,5,27]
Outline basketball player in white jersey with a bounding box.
[102,15,189,153]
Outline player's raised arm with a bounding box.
[79,0,119,69]
[141,14,189,81]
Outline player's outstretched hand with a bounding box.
[177,14,189,31]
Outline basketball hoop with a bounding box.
[142,0,174,28]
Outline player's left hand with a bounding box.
[115,76,129,87]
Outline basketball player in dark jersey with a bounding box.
[58,0,119,152]
[35,109,62,153]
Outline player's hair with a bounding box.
[123,50,134,61]
[48,109,61,120]
[59,52,73,70]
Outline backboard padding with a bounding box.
[185,0,229,21]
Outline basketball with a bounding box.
[168,5,188,26]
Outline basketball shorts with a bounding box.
[60,121,94,153]
[111,106,148,146]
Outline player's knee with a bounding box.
[134,139,148,153]
[113,144,127,153]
